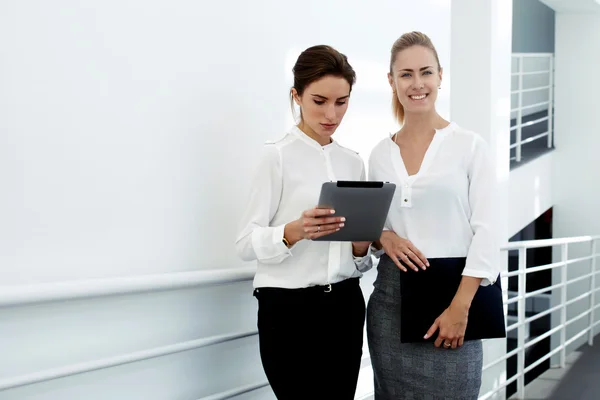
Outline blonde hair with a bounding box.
[389,31,441,124]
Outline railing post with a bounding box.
[547,55,554,148]
[516,55,523,162]
[516,247,527,399]
[590,240,597,346]
[560,243,568,368]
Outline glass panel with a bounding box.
[523,56,551,73]
[522,72,550,90]
[512,75,519,91]
[523,88,550,106]
[512,56,520,73]
[511,92,519,108]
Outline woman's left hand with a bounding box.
[424,302,469,349]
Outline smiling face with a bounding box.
[292,75,351,145]
[388,45,442,119]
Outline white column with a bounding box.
[450,0,512,399]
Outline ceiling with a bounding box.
[539,0,600,13]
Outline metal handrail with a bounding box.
[2,234,599,399]
[0,266,256,307]
[511,53,554,163]
[0,330,258,391]
[480,235,600,400]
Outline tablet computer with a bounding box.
[312,181,396,242]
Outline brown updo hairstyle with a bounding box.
[290,45,357,120]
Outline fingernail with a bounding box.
[336,228,340,231]
[340,217,346,222]
[339,223,345,227]
[330,210,335,214]
[426,262,430,267]
[424,334,429,339]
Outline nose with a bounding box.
[413,75,424,90]
[325,103,336,121]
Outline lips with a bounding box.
[320,123,337,129]
[410,94,428,100]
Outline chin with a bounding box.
[312,124,337,137]
[406,105,435,115]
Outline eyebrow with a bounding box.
[398,66,434,72]
[310,94,350,100]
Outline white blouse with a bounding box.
[368,122,499,286]
[236,126,372,289]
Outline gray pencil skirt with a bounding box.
[367,254,483,400]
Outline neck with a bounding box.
[297,121,331,146]
[401,111,448,138]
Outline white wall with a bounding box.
[508,152,554,237]
[0,1,451,398]
[550,12,600,355]
[450,0,512,397]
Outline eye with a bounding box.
[423,70,433,75]
[401,73,411,78]
[336,101,347,106]
[313,100,325,105]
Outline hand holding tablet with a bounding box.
[313,181,396,242]
[282,206,346,246]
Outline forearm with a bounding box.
[352,242,370,257]
[283,221,302,246]
[452,276,483,310]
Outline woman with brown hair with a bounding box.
[366,31,500,399]
[235,45,372,399]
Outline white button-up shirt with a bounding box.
[236,126,372,289]
[368,122,499,286]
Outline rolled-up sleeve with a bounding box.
[353,245,373,272]
[462,136,500,286]
[235,145,292,264]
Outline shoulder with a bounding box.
[264,132,296,149]
[368,136,393,164]
[371,136,392,154]
[334,141,363,163]
[447,123,489,152]
[447,124,492,174]
[257,133,297,170]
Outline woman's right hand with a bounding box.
[380,231,429,272]
[284,207,346,245]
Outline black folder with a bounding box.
[399,257,506,343]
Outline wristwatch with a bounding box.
[282,237,291,248]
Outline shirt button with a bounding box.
[404,199,408,202]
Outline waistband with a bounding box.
[254,277,360,296]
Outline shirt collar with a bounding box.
[290,125,336,151]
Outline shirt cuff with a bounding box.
[461,268,498,287]
[353,244,372,262]
[273,223,294,252]
[370,244,386,258]
[251,224,293,262]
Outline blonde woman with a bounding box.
[366,31,500,399]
